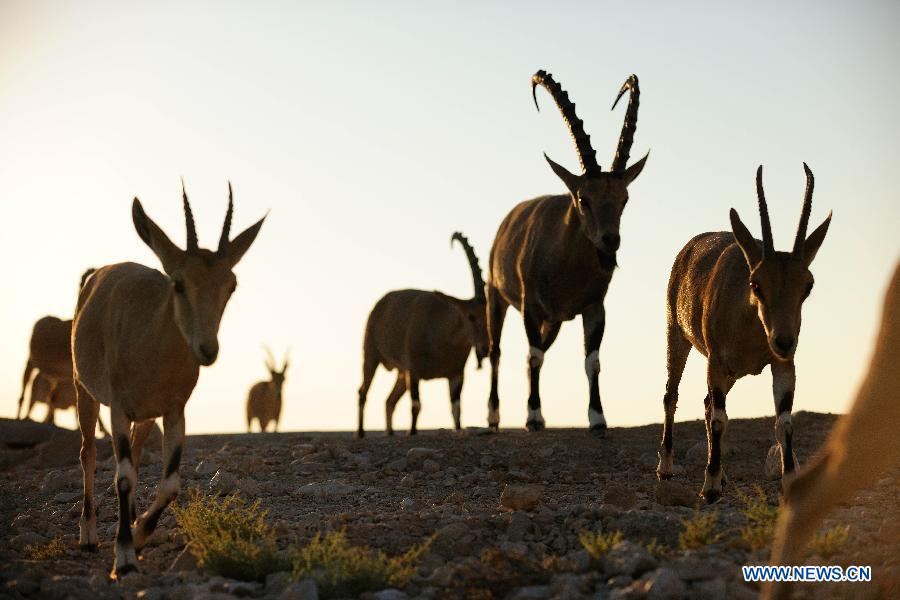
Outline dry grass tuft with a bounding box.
[23,538,66,560]
[679,508,721,550]
[808,524,850,559]
[579,529,623,561]
[737,485,779,550]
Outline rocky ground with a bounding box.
[1,412,898,600]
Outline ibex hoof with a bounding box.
[407,429,418,436]
[657,471,673,481]
[488,424,499,433]
[114,563,139,578]
[525,420,545,432]
[702,489,722,505]
[355,429,365,439]
[589,424,607,438]
[79,543,98,553]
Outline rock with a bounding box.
[566,549,592,573]
[406,447,440,468]
[168,546,198,572]
[500,484,544,511]
[604,540,658,577]
[685,442,707,465]
[507,585,552,599]
[296,480,357,499]
[423,458,441,474]
[400,497,419,511]
[279,578,318,600]
[642,567,687,600]
[11,532,47,548]
[53,491,80,504]
[603,484,638,509]
[238,477,261,495]
[507,511,532,541]
[691,577,726,600]
[291,444,316,459]
[265,571,292,595]
[194,459,219,476]
[765,444,797,480]
[607,574,633,588]
[400,474,416,488]
[655,480,697,508]
[41,470,72,494]
[373,589,408,600]
[0,418,68,447]
[209,470,238,494]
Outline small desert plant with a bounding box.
[643,538,671,560]
[679,508,721,550]
[579,529,623,561]
[23,538,66,560]
[737,485,779,550]
[290,530,432,598]
[808,524,850,559]
[173,488,287,581]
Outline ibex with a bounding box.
[762,261,899,600]
[357,232,489,437]
[246,347,289,432]
[486,70,648,435]
[72,181,265,576]
[24,371,110,436]
[656,165,832,503]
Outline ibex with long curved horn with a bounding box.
[656,165,832,503]
[357,232,489,437]
[486,70,648,435]
[763,261,899,600]
[72,181,265,576]
[246,347,289,432]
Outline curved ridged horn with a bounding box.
[181,177,198,253]
[532,70,601,175]
[792,163,815,258]
[263,345,276,371]
[218,181,234,256]
[755,166,775,258]
[610,74,640,176]
[451,231,486,302]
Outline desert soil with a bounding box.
[1,412,898,600]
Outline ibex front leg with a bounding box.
[583,303,607,437]
[523,309,546,432]
[133,412,183,552]
[771,360,799,486]
[76,382,99,551]
[448,374,464,430]
[701,362,733,504]
[110,403,138,576]
[406,372,421,436]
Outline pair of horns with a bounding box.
[181,178,233,256]
[531,70,640,177]
[755,163,815,259]
[451,231,486,302]
[264,346,290,371]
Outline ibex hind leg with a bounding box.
[406,372,421,436]
[76,382,99,551]
[448,374,464,430]
[486,285,508,431]
[384,371,407,436]
[356,352,379,438]
[657,325,691,479]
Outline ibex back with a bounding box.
[72,181,265,576]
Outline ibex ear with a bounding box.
[623,151,649,186]
[544,153,581,196]
[803,211,832,266]
[227,214,267,267]
[132,198,183,273]
[730,208,763,267]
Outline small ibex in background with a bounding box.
[72,181,265,576]
[246,347,289,432]
[764,261,899,600]
[24,372,109,436]
[486,70,648,434]
[657,165,832,503]
[357,232,489,437]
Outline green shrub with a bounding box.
[678,508,721,550]
[23,538,66,560]
[172,489,287,581]
[290,530,431,598]
[579,529,623,561]
[643,538,671,559]
[808,524,849,559]
[737,486,779,550]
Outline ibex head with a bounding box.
[132,180,266,366]
[730,164,832,361]
[532,71,649,269]
[264,346,289,389]
[441,232,489,367]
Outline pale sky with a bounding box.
[1,1,898,436]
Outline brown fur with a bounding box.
[246,349,288,432]
[72,182,265,576]
[24,371,109,435]
[656,165,832,503]
[763,261,900,600]
[17,316,73,418]
[486,71,647,434]
[357,233,488,437]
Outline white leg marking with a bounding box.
[527,407,545,424]
[588,408,606,428]
[528,346,544,369]
[584,350,600,378]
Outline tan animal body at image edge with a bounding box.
[762,260,900,600]
[357,232,489,437]
[486,70,648,435]
[72,181,265,577]
[246,347,289,432]
[25,371,109,435]
[657,165,832,504]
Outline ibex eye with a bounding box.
[172,280,185,294]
